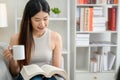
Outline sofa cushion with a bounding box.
[0,42,12,80]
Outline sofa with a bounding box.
[0,42,13,80]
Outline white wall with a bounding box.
[0,0,15,43]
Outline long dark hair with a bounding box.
[18,0,50,68]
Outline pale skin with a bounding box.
[3,11,62,76]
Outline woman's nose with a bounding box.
[39,20,44,26]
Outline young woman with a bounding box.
[3,0,62,79]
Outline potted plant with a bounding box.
[51,7,61,17]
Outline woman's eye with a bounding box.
[44,18,48,21]
[35,20,40,22]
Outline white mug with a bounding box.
[13,45,25,60]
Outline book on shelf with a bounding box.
[108,7,117,31]
[107,0,118,4]
[79,7,93,31]
[76,7,80,31]
[90,47,103,72]
[90,58,98,72]
[77,0,101,4]
[80,7,84,31]
[90,47,116,72]
[88,7,93,31]
[84,8,89,31]
[77,0,84,4]
[114,0,118,4]
[93,12,106,31]
[20,64,68,80]
[94,51,102,72]
[103,52,108,71]
[78,6,107,32]
[76,34,89,46]
[92,7,106,31]
[77,0,118,4]
[108,52,116,70]
[90,41,115,45]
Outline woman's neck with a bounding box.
[33,29,47,38]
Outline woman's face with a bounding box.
[31,11,49,35]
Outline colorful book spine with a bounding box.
[108,7,117,31]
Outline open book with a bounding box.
[20,64,68,80]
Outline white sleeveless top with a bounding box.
[30,28,52,66]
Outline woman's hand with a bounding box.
[3,46,21,76]
[3,47,13,61]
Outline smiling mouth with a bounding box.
[38,27,44,30]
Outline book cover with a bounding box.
[90,58,97,72]
[88,7,93,31]
[94,52,102,72]
[103,53,108,71]
[114,0,118,4]
[80,8,85,31]
[77,0,84,4]
[108,7,117,31]
[76,7,80,31]
[20,64,68,80]
[108,52,116,70]
[84,8,89,31]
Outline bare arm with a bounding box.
[3,34,20,76]
[52,32,62,68]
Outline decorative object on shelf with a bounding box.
[51,7,61,17]
[0,3,8,27]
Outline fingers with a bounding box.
[8,46,12,50]
[3,48,13,61]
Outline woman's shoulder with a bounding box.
[49,29,62,49]
[50,30,62,40]
[11,33,19,40]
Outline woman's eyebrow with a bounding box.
[34,16,48,19]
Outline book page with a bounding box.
[41,64,67,79]
[21,64,46,79]
[21,64,68,80]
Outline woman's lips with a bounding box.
[38,27,44,30]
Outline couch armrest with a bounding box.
[0,42,13,80]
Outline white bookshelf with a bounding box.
[70,0,120,80]
[14,0,70,78]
